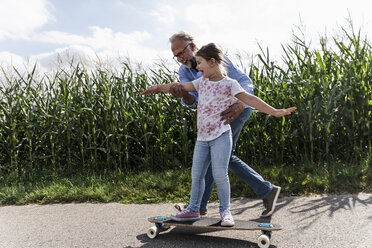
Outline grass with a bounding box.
[0,169,191,205]
[1,158,370,205]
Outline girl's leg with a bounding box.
[171,141,211,221]
[210,130,232,213]
[199,164,213,212]
[187,140,211,212]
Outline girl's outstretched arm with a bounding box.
[235,92,296,117]
[140,82,195,96]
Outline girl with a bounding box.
[140,43,296,226]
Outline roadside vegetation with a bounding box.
[0,26,371,204]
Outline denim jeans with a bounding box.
[187,130,232,213]
[200,108,273,210]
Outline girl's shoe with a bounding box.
[174,203,208,216]
[171,209,200,221]
[220,209,235,227]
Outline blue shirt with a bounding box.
[179,55,254,108]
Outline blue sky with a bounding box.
[1,0,372,72]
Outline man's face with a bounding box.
[171,38,195,68]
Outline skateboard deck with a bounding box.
[147,216,282,248]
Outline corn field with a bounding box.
[242,30,371,168]
[0,29,371,180]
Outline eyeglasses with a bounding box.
[173,43,190,59]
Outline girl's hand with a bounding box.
[140,85,160,96]
[273,107,297,117]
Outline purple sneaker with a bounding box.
[171,209,200,221]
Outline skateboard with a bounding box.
[147,216,282,248]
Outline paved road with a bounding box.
[0,193,371,248]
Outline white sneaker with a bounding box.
[220,209,235,227]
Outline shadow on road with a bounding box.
[131,194,371,247]
[134,206,279,248]
[288,194,372,229]
[132,229,277,248]
[230,197,296,219]
[227,194,372,231]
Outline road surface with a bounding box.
[0,193,371,247]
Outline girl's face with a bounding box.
[196,56,213,79]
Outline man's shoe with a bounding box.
[261,186,281,217]
[200,208,208,216]
[175,203,207,216]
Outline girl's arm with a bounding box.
[140,82,196,96]
[235,92,296,117]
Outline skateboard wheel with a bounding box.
[258,234,270,248]
[147,226,160,239]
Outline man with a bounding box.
[169,31,280,218]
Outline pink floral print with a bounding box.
[193,77,244,141]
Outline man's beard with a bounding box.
[185,57,197,70]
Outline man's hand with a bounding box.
[169,82,195,105]
[220,101,245,124]
[169,82,186,98]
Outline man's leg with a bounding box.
[200,108,280,217]
[229,108,281,217]
[199,109,261,211]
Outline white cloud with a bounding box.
[30,45,97,70]
[25,27,170,72]
[32,26,158,59]
[35,31,86,44]
[182,0,293,60]
[149,4,176,28]
[2,0,372,73]
[0,51,25,69]
[86,26,152,50]
[180,0,372,62]
[0,0,53,40]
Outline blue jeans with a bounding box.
[187,130,232,213]
[200,108,273,210]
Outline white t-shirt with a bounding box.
[192,77,245,141]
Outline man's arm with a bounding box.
[220,55,253,124]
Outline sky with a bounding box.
[1,0,372,73]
